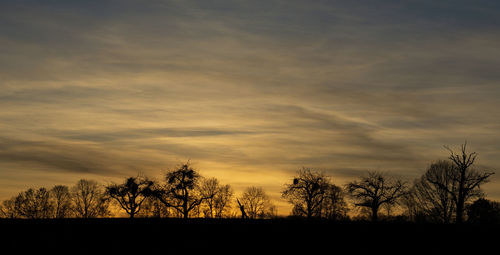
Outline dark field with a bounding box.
[1,218,498,254]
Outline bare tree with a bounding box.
[139,197,172,218]
[14,188,53,219]
[443,142,494,223]
[400,190,420,222]
[153,162,213,218]
[199,177,219,218]
[0,197,19,218]
[50,185,72,218]
[71,179,110,218]
[346,171,408,222]
[106,176,155,218]
[322,184,348,220]
[282,168,330,218]
[411,160,457,223]
[238,186,273,219]
[214,184,233,218]
[199,178,234,218]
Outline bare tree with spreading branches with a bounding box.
[282,168,330,218]
[199,178,233,218]
[347,171,408,222]
[443,142,494,223]
[409,160,457,223]
[322,184,348,220]
[0,197,18,218]
[14,188,53,219]
[214,184,233,218]
[50,185,72,218]
[71,179,110,218]
[153,162,213,218]
[238,186,274,219]
[199,177,220,218]
[106,176,155,218]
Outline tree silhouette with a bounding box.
[213,183,233,218]
[14,188,53,219]
[408,160,457,223]
[0,197,18,218]
[199,178,220,218]
[50,185,72,218]
[140,196,173,218]
[199,178,233,218]
[403,161,455,223]
[71,179,110,218]
[106,176,155,218]
[347,171,408,222]
[0,145,496,222]
[238,186,274,219]
[153,162,213,218]
[444,142,495,223]
[322,184,348,220]
[282,168,330,218]
[467,198,500,224]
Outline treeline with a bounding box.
[0,142,498,224]
[283,142,498,224]
[0,163,276,220]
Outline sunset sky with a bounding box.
[1,0,500,215]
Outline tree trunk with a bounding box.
[306,199,312,219]
[456,169,466,224]
[456,193,465,223]
[183,201,189,219]
[371,206,379,222]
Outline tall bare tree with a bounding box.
[14,188,53,219]
[411,160,457,223]
[282,168,330,218]
[50,185,72,218]
[153,162,213,218]
[322,184,348,220]
[71,179,110,218]
[199,178,220,218]
[239,186,274,219]
[199,178,234,218]
[347,171,408,222]
[213,184,233,218]
[106,176,155,218]
[400,190,420,222]
[443,142,494,223]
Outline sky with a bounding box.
[1,0,500,215]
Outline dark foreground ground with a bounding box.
[0,218,498,254]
